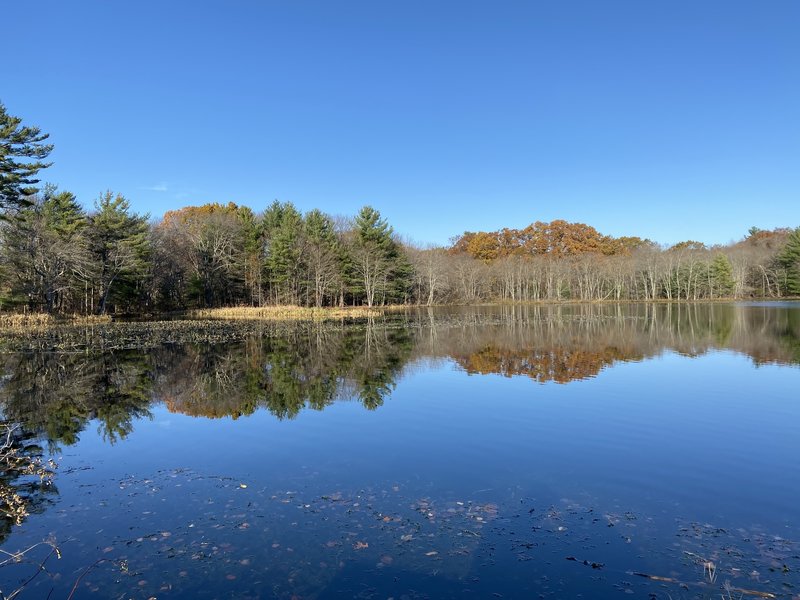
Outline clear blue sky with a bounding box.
[5,0,799,247]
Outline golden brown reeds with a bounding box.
[188,305,382,321]
[0,313,54,330]
[0,312,111,330]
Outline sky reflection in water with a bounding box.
[1,303,799,599]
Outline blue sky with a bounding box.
[4,1,799,246]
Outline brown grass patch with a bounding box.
[0,312,112,331]
[187,305,382,321]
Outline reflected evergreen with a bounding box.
[0,350,152,447]
[0,304,797,451]
[153,324,414,420]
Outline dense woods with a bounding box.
[2,189,798,315]
[2,102,800,315]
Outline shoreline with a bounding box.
[2,297,799,331]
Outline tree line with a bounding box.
[2,101,799,314]
[4,188,799,314]
[0,190,415,313]
[442,222,800,303]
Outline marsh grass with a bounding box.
[0,313,111,331]
[188,305,383,321]
[0,313,54,329]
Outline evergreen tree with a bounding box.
[1,186,89,312]
[235,206,264,305]
[708,253,734,298]
[0,102,54,217]
[304,209,340,306]
[351,206,411,306]
[777,227,800,295]
[87,191,151,314]
[266,203,305,304]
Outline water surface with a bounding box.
[1,303,799,599]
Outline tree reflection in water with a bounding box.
[0,303,797,450]
[0,302,798,587]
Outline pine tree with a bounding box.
[1,186,90,312]
[265,203,305,304]
[0,102,54,217]
[304,209,340,306]
[87,191,151,314]
[708,253,734,298]
[351,206,411,306]
[777,227,800,296]
[236,206,264,305]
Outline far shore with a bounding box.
[2,298,798,333]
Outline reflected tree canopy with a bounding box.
[0,350,152,446]
[1,304,798,449]
[153,325,414,419]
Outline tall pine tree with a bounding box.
[265,202,305,304]
[777,227,800,295]
[350,206,411,306]
[304,209,340,307]
[0,102,53,217]
[88,191,150,314]
[708,253,734,298]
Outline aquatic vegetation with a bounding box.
[188,305,382,321]
[1,467,793,599]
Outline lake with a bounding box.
[1,302,799,599]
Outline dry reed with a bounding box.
[0,313,111,330]
[188,305,382,321]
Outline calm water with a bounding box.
[1,303,799,599]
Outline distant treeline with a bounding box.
[1,188,799,315]
[2,101,799,314]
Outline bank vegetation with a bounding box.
[1,190,799,319]
[2,101,800,318]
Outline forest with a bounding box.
[2,102,800,316]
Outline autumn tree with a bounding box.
[408,246,451,305]
[157,203,245,307]
[0,102,53,217]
